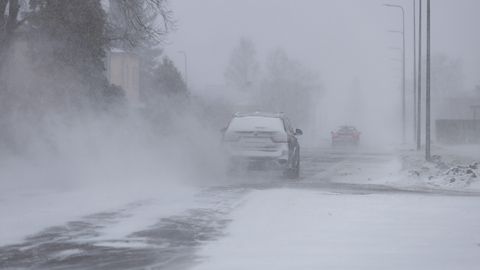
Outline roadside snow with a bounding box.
[318,147,480,192]
[314,153,403,186]
[400,145,480,191]
[193,189,480,270]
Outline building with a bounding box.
[435,94,480,144]
[106,49,141,106]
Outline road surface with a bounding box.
[1,147,480,269]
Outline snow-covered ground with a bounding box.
[2,146,480,269]
[193,188,480,270]
[0,183,199,247]
[399,144,480,191]
[0,113,227,248]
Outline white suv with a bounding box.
[221,112,302,178]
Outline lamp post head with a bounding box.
[383,3,405,13]
[388,30,404,34]
[384,3,401,8]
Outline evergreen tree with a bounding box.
[153,56,187,97]
[26,0,124,109]
[141,56,188,126]
[142,56,187,106]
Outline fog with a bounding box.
[1,0,479,202]
[1,0,480,262]
[166,0,480,146]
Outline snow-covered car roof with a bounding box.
[228,114,285,132]
[234,111,285,118]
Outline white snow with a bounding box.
[0,113,224,247]
[50,249,84,259]
[193,189,480,270]
[398,145,480,191]
[0,184,199,246]
[314,146,480,192]
[310,152,403,186]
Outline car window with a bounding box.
[227,116,285,132]
[339,126,356,133]
[283,118,294,134]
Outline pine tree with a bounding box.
[153,56,187,97]
[27,0,123,108]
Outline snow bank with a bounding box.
[323,146,480,192]
[401,145,480,191]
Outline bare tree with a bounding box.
[107,0,175,48]
[224,37,260,92]
[258,48,320,126]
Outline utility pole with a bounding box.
[384,4,406,144]
[413,0,417,143]
[425,0,431,160]
[417,0,422,150]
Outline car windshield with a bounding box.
[339,126,356,133]
[228,116,284,132]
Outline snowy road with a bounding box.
[1,147,480,269]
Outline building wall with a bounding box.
[107,51,140,106]
[435,97,480,120]
[436,119,480,144]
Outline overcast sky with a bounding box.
[165,0,480,94]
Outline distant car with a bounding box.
[331,126,360,146]
[221,112,303,178]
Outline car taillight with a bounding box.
[271,133,288,143]
[223,132,240,142]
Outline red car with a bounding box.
[331,126,360,146]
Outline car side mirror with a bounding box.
[295,128,303,136]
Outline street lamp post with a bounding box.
[413,0,417,144]
[425,0,431,161]
[417,0,422,151]
[177,50,188,88]
[385,4,406,144]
